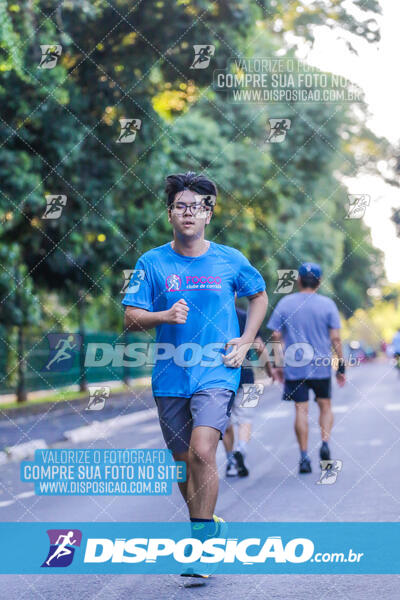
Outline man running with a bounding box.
[223,306,272,477]
[267,263,345,474]
[122,171,268,575]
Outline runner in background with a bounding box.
[223,306,272,477]
[391,328,400,357]
[267,263,346,474]
[391,328,400,372]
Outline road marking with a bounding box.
[140,423,162,434]
[0,490,36,509]
[370,438,383,446]
[16,491,35,499]
[385,404,400,411]
[332,406,348,413]
[354,439,383,447]
[137,436,163,449]
[263,410,290,419]
[6,439,47,461]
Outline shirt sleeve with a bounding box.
[233,251,266,298]
[327,301,341,329]
[267,303,284,332]
[121,256,154,311]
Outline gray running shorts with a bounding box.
[154,387,235,454]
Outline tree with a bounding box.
[0,0,387,397]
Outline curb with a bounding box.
[0,408,158,465]
[0,382,152,419]
[5,439,48,462]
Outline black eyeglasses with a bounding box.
[171,202,210,216]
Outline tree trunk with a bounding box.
[16,324,27,403]
[122,330,129,385]
[78,289,88,392]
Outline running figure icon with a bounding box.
[45,531,77,566]
[45,335,76,370]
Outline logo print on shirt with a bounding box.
[166,274,222,291]
[186,275,221,289]
[166,274,182,291]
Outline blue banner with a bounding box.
[20,449,186,496]
[0,522,398,574]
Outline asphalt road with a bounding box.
[0,360,399,598]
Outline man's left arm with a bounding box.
[330,328,346,387]
[328,301,346,387]
[223,291,268,368]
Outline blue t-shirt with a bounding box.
[122,241,266,397]
[267,292,341,380]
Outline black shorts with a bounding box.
[283,378,331,403]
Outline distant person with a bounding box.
[267,263,346,474]
[392,329,400,358]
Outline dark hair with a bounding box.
[299,275,320,289]
[165,171,217,210]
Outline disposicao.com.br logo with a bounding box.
[84,535,311,564]
[82,536,362,565]
[32,525,370,574]
[0,522,392,574]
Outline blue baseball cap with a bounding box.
[298,262,322,280]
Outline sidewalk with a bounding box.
[0,377,151,405]
[0,380,156,463]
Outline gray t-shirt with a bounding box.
[267,292,341,380]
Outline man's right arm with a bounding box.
[124,306,167,332]
[124,299,189,332]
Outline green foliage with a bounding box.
[344,284,400,347]
[0,0,387,372]
[0,0,26,79]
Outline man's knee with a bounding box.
[295,401,309,416]
[188,441,216,466]
[318,398,332,413]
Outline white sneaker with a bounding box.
[226,458,238,477]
